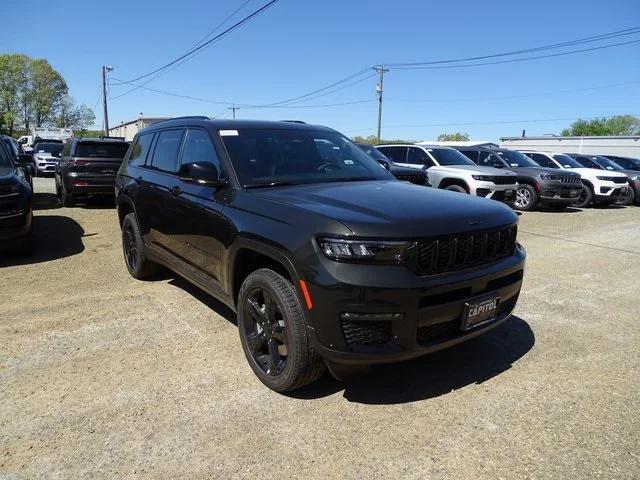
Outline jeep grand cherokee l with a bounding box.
[116,118,526,392]
[377,144,518,202]
[55,137,130,206]
[455,146,582,211]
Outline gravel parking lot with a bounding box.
[1,177,639,479]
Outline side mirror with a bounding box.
[377,159,390,170]
[178,162,227,187]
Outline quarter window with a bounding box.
[129,133,154,167]
[150,129,184,173]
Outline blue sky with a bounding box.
[2,0,639,141]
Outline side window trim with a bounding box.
[147,128,186,174]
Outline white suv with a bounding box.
[520,151,629,207]
[377,144,518,202]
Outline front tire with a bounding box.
[444,184,467,194]
[237,269,325,392]
[574,184,593,208]
[121,213,161,280]
[616,187,635,206]
[513,184,538,211]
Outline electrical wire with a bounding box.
[111,0,279,85]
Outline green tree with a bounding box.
[352,134,416,145]
[55,95,95,131]
[30,58,67,127]
[561,115,640,136]
[0,54,30,135]
[437,132,470,141]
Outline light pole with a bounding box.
[102,65,114,135]
[373,65,389,143]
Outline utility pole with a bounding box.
[373,65,389,143]
[228,106,239,119]
[102,65,114,135]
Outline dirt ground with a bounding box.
[1,177,639,479]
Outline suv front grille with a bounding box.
[416,225,517,275]
[341,319,391,345]
[558,175,581,184]
[610,177,627,184]
[489,176,516,185]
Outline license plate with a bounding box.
[462,295,500,330]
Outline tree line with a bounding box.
[0,54,95,137]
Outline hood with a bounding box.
[510,166,580,177]
[568,167,627,178]
[431,164,518,176]
[250,180,517,238]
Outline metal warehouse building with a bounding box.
[108,117,170,141]
[500,136,640,157]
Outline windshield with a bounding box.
[220,128,394,188]
[0,144,14,168]
[551,154,583,169]
[428,148,475,166]
[75,141,129,159]
[356,144,389,162]
[34,143,64,156]
[593,156,624,171]
[495,149,538,167]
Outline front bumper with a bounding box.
[303,245,526,366]
[538,182,582,204]
[594,184,627,203]
[471,181,517,202]
[35,162,58,174]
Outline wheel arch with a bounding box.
[439,177,470,193]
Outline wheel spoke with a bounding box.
[264,290,278,322]
[246,330,266,353]
[247,298,266,324]
[267,339,281,375]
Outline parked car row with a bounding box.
[357,142,638,211]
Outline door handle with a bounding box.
[169,185,182,196]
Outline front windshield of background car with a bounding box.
[357,144,389,162]
[574,156,602,169]
[551,154,583,169]
[220,128,394,188]
[594,156,624,171]
[428,148,475,166]
[34,143,64,156]
[75,141,130,159]
[495,149,538,167]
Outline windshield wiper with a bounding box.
[335,176,378,182]
[243,181,298,189]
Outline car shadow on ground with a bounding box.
[290,315,534,404]
[31,191,115,211]
[168,275,237,325]
[535,206,583,214]
[0,215,86,267]
[32,192,60,211]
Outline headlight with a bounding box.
[317,237,415,264]
[596,176,612,181]
[472,175,493,181]
[539,173,553,180]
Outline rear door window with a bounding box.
[530,153,558,168]
[378,146,407,163]
[149,129,185,173]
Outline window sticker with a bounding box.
[219,130,239,136]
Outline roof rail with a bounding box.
[151,116,210,125]
[280,120,307,124]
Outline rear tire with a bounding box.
[513,184,538,211]
[574,184,593,208]
[121,213,161,280]
[237,268,325,392]
[444,184,467,194]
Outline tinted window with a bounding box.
[551,154,583,169]
[609,156,640,171]
[428,148,475,166]
[75,141,129,159]
[356,144,389,162]
[220,128,392,187]
[573,156,601,169]
[528,153,558,168]
[129,133,154,166]
[181,129,224,174]
[407,147,434,166]
[0,143,13,167]
[377,146,407,163]
[150,130,184,173]
[495,150,538,167]
[459,149,478,162]
[478,151,501,167]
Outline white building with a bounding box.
[500,136,640,157]
[418,140,499,148]
[108,117,170,141]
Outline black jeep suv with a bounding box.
[355,143,427,185]
[115,118,526,392]
[55,137,130,206]
[455,146,582,211]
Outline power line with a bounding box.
[111,0,279,85]
[387,80,640,104]
[391,39,640,70]
[386,26,640,67]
